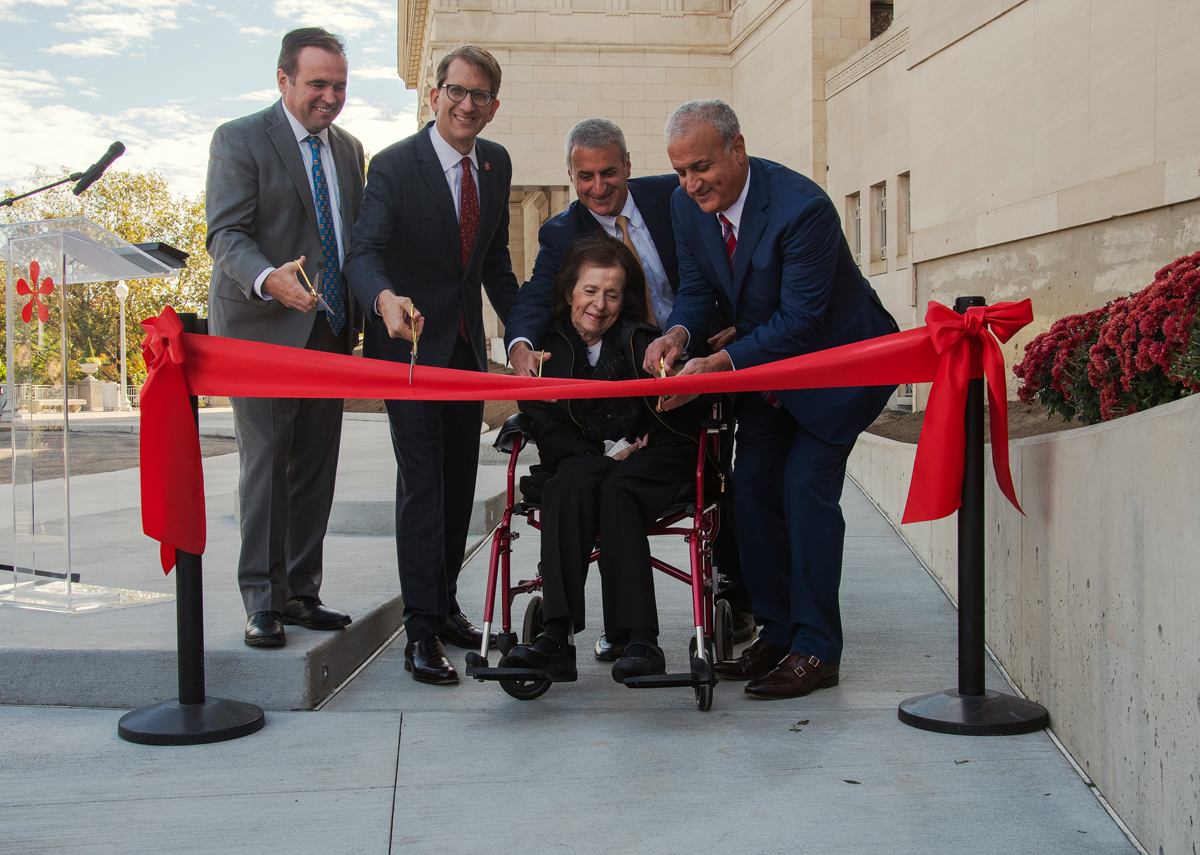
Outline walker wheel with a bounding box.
[522,595,544,644]
[713,599,734,664]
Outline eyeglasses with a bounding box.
[440,83,495,107]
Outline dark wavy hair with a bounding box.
[278,27,346,79]
[550,234,649,323]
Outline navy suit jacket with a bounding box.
[344,123,518,370]
[504,174,680,351]
[668,157,898,446]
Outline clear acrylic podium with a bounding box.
[1,217,184,613]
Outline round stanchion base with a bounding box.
[118,697,266,746]
[898,689,1048,736]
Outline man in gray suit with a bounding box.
[206,27,365,648]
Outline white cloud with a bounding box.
[43,0,187,57]
[65,76,85,85]
[44,36,118,57]
[272,0,391,37]
[232,88,280,103]
[336,97,418,158]
[239,26,273,36]
[2,94,230,197]
[352,63,399,81]
[0,68,63,97]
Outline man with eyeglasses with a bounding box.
[345,45,519,686]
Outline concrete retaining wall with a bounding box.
[848,394,1200,855]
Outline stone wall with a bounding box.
[847,395,1200,855]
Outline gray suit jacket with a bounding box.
[205,99,365,350]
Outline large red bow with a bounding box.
[902,300,1031,523]
[140,307,206,572]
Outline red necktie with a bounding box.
[721,213,780,409]
[458,156,478,342]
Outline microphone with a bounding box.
[72,141,126,196]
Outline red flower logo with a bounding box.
[16,261,53,324]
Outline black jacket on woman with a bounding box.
[518,315,708,501]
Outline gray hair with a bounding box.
[565,118,629,169]
[664,99,740,152]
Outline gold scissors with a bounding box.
[537,350,544,378]
[408,309,420,385]
[294,261,329,311]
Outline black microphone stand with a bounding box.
[0,173,84,208]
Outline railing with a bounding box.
[10,383,141,411]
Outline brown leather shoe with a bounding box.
[744,653,839,699]
[713,637,787,681]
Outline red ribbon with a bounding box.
[139,300,1031,573]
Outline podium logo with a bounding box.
[16,260,53,324]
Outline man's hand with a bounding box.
[510,341,551,378]
[377,290,424,342]
[659,350,734,411]
[707,325,737,351]
[643,326,689,376]
[262,257,315,312]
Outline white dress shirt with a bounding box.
[254,104,346,299]
[665,165,752,361]
[428,122,481,219]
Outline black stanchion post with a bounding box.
[118,313,266,746]
[898,296,1049,736]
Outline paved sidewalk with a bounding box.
[0,435,1138,854]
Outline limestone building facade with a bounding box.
[397,0,1200,403]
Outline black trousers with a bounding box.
[538,445,696,636]
[385,336,482,640]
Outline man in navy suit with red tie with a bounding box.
[647,100,898,699]
[344,46,519,685]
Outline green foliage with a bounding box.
[1,168,209,386]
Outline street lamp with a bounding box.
[114,280,130,411]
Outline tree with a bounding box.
[1,168,209,388]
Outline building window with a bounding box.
[897,172,910,257]
[871,1,894,40]
[847,193,861,266]
[869,182,887,271]
[874,182,887,261]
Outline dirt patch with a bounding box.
[344,361,521,430]
[865,400,1086,445]
[0,431,239,484]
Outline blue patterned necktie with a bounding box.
[304,134,345,336]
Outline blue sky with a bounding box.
[1,0,420,197]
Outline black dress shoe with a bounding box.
[404,635,459,685]
[732,611,758,643]
[504,632,577,682]
[282,596,352,630]
[440,612,498,650]
[712,636,787,681]
[744,653,839,699]
[245,611,286,648]
[593,632,627,662]
[611,641,666,683]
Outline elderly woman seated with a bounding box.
[505,234,705,684]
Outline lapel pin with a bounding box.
[484,162,491,171]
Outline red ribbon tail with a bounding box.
[902,343,968,524]
[161,542,177,575]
